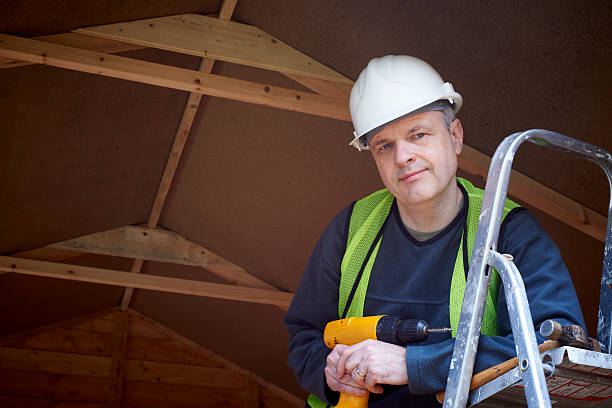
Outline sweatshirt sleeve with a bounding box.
[284,205,352,403]
[405,208,586,395]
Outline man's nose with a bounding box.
[394,141,416,167]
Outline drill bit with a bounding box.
[427,327,453,334]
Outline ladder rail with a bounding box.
[488,251,551,407]
[443,130,612,408]
[596,161,612,354]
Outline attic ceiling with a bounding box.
[0,0,610,400]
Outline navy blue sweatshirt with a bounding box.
[285,183,585,407]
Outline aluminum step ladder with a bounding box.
[442,130,612,408]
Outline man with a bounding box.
[285,55,584,407]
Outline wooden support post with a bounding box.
[106,310,128,408]
[120,0,240,311]
[245,378,260,408]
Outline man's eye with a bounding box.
[413,132,426,139]
[379,142,392,151]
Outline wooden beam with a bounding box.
[106,310,128,408]
[0,34,349,121]
[120,0,240,311]
[120,258,143,311]
[0,256,293,308]
[51,226,208,267]
[0,32,145,69]
[12,246,84,262]
[145,67,209,228]
[459,145,606,242]
[49,225,276,290]
[218,0,238,20]
[74,14,352,85]
[283,73,352,99]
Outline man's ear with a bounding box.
[450,118,464,155]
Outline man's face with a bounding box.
[369,110,464,207]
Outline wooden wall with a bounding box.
[0,308,300,407]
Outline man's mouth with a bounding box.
[399,168,427,182]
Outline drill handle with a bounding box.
[336,392,368,408]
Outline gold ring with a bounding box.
[355,368,366,377]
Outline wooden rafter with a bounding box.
[0,31,353,103]
[120,0,238,310]
[12,246,84,262]
[284,73,353,99]
[0,32,144,69]
[75,14,351,85]
[47,225,276,290]
[458,146,606,241]
[0,256,292,309]
[0,34,350,121]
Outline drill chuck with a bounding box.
[377,316,431,344]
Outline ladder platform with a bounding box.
[471,347,612,407]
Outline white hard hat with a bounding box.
[349,55,463,151]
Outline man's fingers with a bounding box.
[335,339,375,377]
[325,367,368,396]
[335,346,356,378]
[326,344,347,365]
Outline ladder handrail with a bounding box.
[442,130,612,408]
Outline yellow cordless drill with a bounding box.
[323,315,451,408]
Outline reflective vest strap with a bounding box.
[307,393,330,408]
[338,190,394,318]
[450,178,520,336]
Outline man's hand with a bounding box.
[331,339,408,394]
[325,344,369,396]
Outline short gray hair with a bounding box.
[440,102,456,131]
[361,100,457,147]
